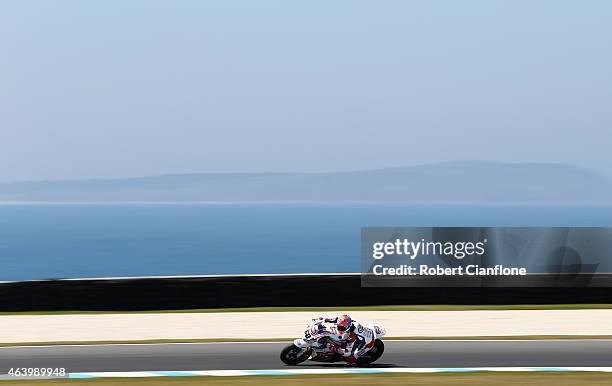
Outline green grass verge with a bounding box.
[2,304,612,315]
[2,335,612,347]
[3,373,612,385]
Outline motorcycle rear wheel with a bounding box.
[280,344,309,365]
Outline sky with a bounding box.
[1,0,611,182]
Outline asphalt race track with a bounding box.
[1,340,611,375]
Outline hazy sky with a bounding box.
[1,1,611,182]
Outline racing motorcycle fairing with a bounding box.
[371,324,386,339]
[281,319,386,366]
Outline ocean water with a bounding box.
[1,203,612,281]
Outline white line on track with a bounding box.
[65,367,612,378]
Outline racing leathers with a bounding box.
[319,316,375,363]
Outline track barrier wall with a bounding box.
[0,274,611,311]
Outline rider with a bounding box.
[318,314,375,364]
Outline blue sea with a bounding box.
[1,203,612,281]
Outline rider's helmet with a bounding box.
[336,315,353,339]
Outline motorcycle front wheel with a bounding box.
[356,339,385,365]
[280,344,309,365]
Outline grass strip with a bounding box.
[2,372,612,385]
[1,304,612,315]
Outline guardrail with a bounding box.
[0,274,610,311]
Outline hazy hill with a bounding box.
[1,161,611,203]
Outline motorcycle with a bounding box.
[280,319,386,366]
